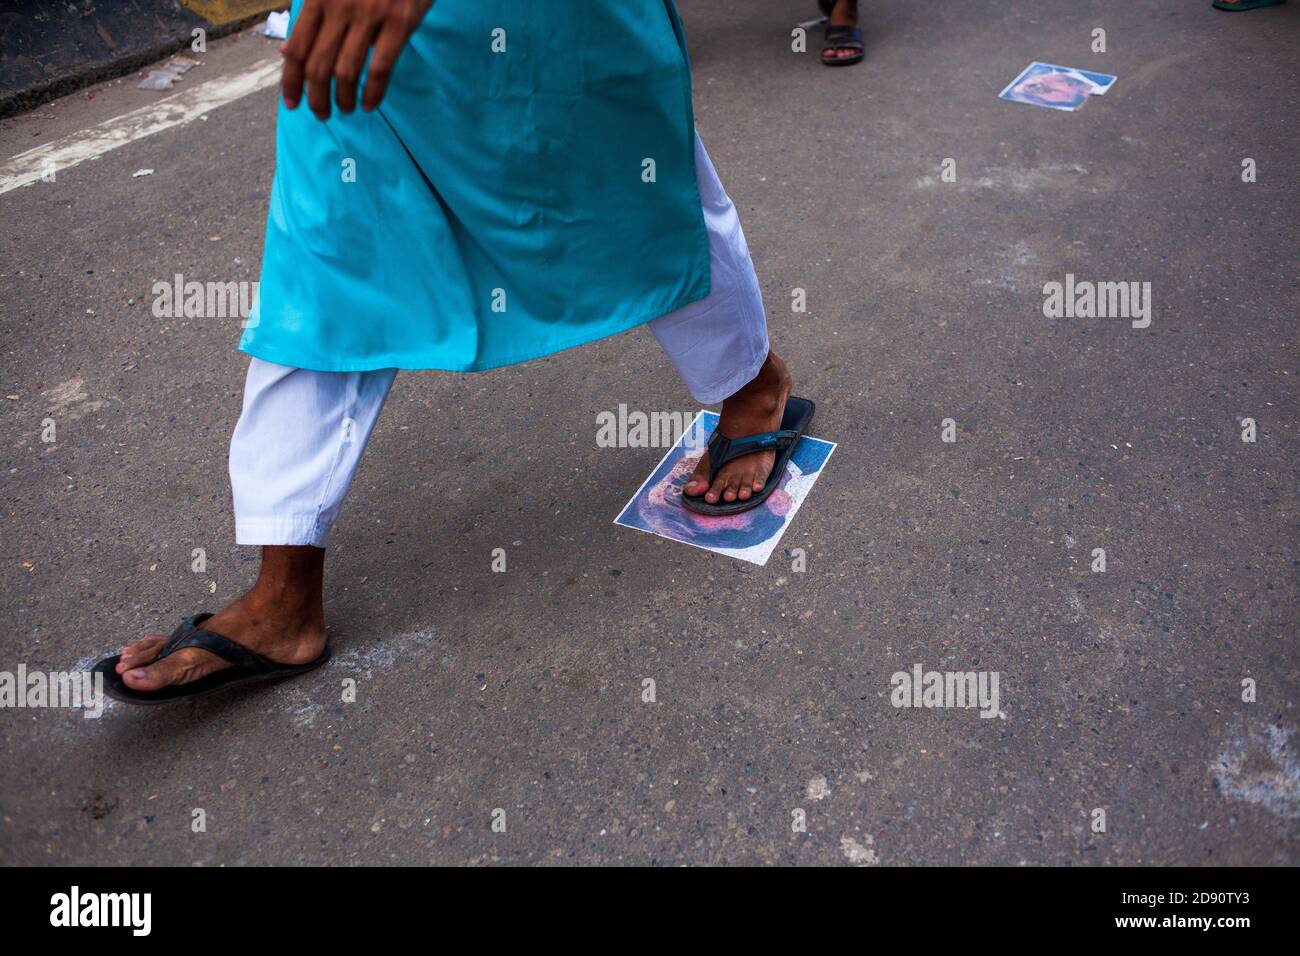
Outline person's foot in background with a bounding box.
[820,0,864,66]
[1211,0,1285,10]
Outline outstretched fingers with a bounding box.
[280,1,430,118]
[303,14,349,119]
[333,18,380,113]
[360,16,412,111]
[279,2,323,110]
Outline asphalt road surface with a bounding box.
[0,1,1296,865]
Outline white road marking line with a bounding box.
[0,57,281,196]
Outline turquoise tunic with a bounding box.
[240,0,711,372]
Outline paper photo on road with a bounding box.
[614,410,835,566]
[999,61,1117,111]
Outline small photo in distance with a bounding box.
[999,61,1117,111]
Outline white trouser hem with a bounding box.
[235,515,331,548]
[689,345,769,405]
[646,131,769,404]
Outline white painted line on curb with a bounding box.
[0,57,282,196]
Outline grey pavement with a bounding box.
[0,0,1297,865]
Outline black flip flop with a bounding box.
[682,396,815,517]
[822,24,865,66]
[1212,0,1284,10]
[93,613,330,705]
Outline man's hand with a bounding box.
[280,0,433,120]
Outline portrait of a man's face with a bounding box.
[615,411,835,565]
[999,62,1116,112]
[1014,72,1092,108]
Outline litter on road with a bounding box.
[255,11,291,41]
[999,61,1117,111]
[136,55,201,92]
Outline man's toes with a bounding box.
[684,476,709,497]
[116,634,167,673]
[700,457,779,505]
[685,456,712,498]
[121,649,208,692]
[121,659,180,692]
[120,633,164,657]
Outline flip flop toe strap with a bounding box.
[824,24,864,50]
[156,614,280,675]
[706,428,799,486]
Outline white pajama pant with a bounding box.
[230,134,768,547]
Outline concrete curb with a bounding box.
[0,0,283,118]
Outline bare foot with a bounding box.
[684,349,793,504]
[115,546,326,692]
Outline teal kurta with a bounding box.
[240,0,711,372]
